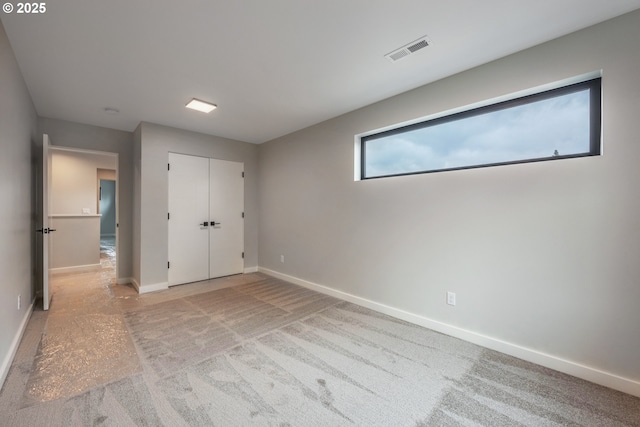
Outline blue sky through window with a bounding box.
[364,89,591,178]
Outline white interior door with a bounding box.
[209,158,244,278]
[40,134,52,310]
[168,153,210,285]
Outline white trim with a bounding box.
[49,144,120,291]
[258,267,640,398]
[130,278,141,292]
[136,281,169,294]
[353,134,362,181]
[50,214,101,218]
[356,70,603,140]
[50,263,101,275]
[243,266,258,273]
[353,70,604,181]
[0,301,34,390]
[50,145,118,158]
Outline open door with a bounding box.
[37,134,53,310]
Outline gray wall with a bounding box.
[258,11,640,385]
[39,118,134,282]
[132,125,141,287]
[136,122,259,290]
[0,20,38,384]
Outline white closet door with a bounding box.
[209,158,244,278]
[168,153,210,285]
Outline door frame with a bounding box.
[167,152,245,286]
[47,145,120,281]
[39,134,51,310]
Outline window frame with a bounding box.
[360,77,602,180]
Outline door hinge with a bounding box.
[168,261,170,268]
[242,212,244,218]
[242,252,244,259]
[168,212,170,220]
[242,171,244,178]
[168,163,170,171]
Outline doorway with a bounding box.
[37,138,120,310]
[48,148,118,282]
[98,169,117,271]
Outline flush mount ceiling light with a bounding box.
[185,98,217,113]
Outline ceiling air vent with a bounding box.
[385,35,431,63]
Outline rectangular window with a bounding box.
[360,77,601,179]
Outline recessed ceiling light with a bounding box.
[104,107,119,114]
[186,98,217,113]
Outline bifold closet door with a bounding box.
[168,153,210,286]
[209,158,244,278]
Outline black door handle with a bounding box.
[200,222,209,227]
[210,221,221,226]
[47,228,56,232]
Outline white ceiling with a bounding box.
[3,1,640,144]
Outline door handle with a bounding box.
[210,221,221,226]
[200,222,209,227]
[36,228,56,234]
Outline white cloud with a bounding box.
[365,89,591,177]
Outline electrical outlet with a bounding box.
[18,294,21,310]
[280,255,285,263]
[446,291,456,306]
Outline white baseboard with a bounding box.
[244,266,259,274]
[258,267,640,398]
[0,301,34,391]
[136,280,169,294]
[116,277,133,286]
[130,278,141,292]
[50,263,101,275]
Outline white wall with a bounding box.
[0,19,38,388]
[49,216,100,270]
[135,122,259,292]
[132,125,141,290]
[50,150,116,215]
[257,10,640,395]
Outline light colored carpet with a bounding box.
[1,271,639,426]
